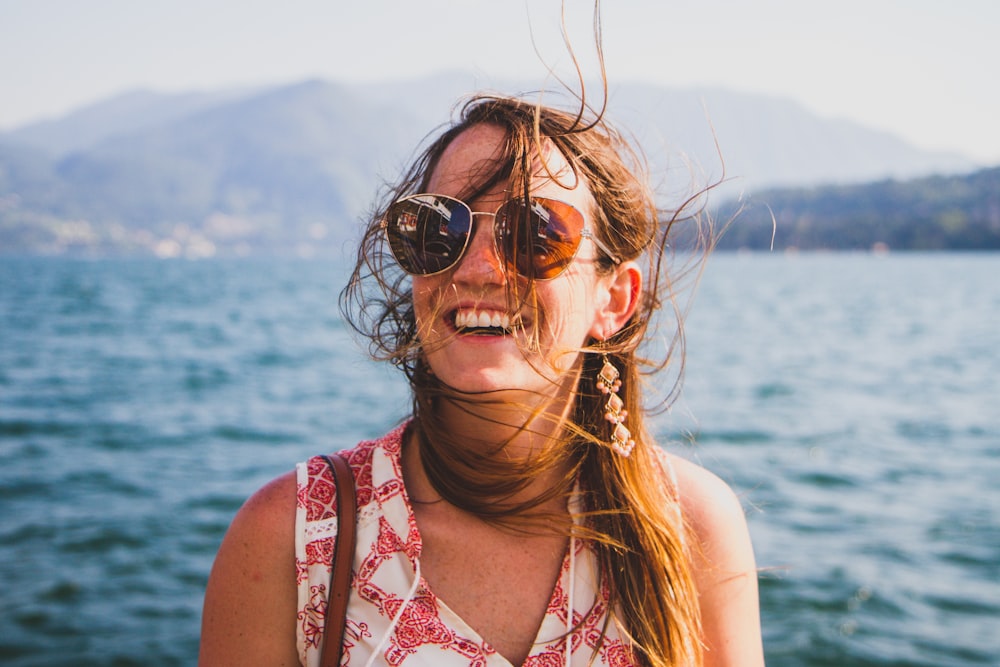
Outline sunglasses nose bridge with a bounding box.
[453,211,506,278]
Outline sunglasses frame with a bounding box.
[382,193,621,280]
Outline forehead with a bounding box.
[426,124,592,208]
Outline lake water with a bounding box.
[1,253,997,666]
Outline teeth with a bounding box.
[455,308,512,332]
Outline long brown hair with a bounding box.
[340,94,712,666]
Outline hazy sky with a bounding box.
[2,0,998,162]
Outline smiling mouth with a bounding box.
[453,308,514,336]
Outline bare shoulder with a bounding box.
[661,452,750,546]
[659,452,766,666]
[199,470,300,666]
[233,470,299,537]
[212,470,299,574]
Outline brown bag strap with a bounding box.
[318,454,356,667]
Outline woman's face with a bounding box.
[412,123,617,397]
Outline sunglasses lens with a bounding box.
[385,196,471,275]
[496,198,584,279]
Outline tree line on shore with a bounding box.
[712,166,1000,252]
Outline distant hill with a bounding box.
[0,73,984,257]
[3,87,264,157]
[714,166,1000,251]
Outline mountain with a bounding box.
[0,73,984,257]
[607,84,974,193]
[1,79,434,256]
[3,87,263,157]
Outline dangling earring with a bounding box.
[596,355,636,457]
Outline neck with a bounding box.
[434,356,583,453]
[406,375,582,512]
[401,423,573,520]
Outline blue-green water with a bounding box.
[1,254,998,665]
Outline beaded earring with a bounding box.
[596,355,636,457]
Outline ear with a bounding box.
[589,260,642,340]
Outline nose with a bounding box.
[451,212,506,284]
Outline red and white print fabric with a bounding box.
[294,422,643,666]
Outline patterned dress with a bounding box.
[295,422,655,667]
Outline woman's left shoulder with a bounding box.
[655,451,751,542]
[656,450,765,665]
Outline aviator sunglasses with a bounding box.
[382,193,621,280]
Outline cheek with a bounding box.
[411,277,444,333]
[534,281,598,349]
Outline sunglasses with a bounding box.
[382,194,621,280]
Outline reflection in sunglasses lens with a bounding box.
[498,199,582,279]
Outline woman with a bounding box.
[200,94,764,666]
